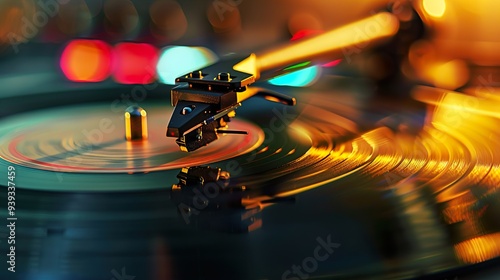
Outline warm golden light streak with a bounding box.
[234,12,399,79]
[412,86,500,119]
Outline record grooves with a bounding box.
[1,80,500,279]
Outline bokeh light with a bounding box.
[56,0,92,36]
[408,40,469,90]
[0,1,36,44]
[60,39,113,82]
[206,0,242,35]
[288,12,323,35]
[112,42,159,84]
[422,0,446,18]
[103,0,139,37]
[156,46,218,85]
[427,59,469,90]
[149,0,187,42]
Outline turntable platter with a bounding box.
[1,79,499,280]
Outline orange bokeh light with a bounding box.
[60,40,113,82]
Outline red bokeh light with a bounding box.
[112,43,159,84]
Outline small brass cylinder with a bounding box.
[125,106,148,141]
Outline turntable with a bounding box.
[1,0,500,279]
